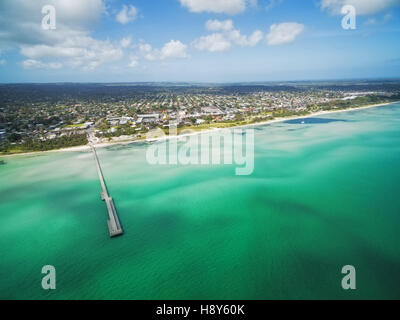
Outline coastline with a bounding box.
[1,101,398,159]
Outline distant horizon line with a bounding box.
[1,77,400,86]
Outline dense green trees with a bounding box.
[99,124,140,139]
[0,133,88,154]
[321,95,392,110]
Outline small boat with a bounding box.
[301,120,305,124]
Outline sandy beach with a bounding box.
[1,101,398,158]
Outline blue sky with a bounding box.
[0,0,399,83]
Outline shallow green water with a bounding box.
[1,104,400,300]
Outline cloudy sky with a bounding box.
[0,0,399,83]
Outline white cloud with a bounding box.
[120,37,132,48]
[206,19,234,32]
[139,43,153,53]
[161,40,188,59]
[0,0,105,38]
[22,59,63,70]
[128,55,139,68]
[193,33,232,52]
[0,0,124,70]
[266,22,304,46]
[116,5,138,24]
[138,43,158,61]
[228,29,263,46]
[247,30,264,46]
[194,19,263,52]
[265,0,283,11]
[180,0,251,14]
[0,59,6,66]
[55,0,105,27]
[320,0,400,16]
[19,36,123,70]
[138,40,188,61]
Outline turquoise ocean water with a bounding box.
[1,104,400,299]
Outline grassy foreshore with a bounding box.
[0,100,398,158]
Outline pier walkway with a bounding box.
[91,145,123,237]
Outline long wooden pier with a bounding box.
[91,145,123,237]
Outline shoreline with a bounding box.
[1,101,398,158]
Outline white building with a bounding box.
[137,114,160,123]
